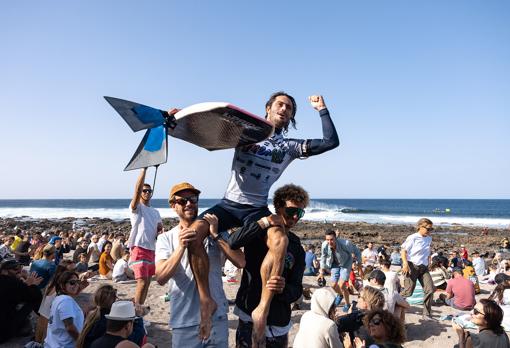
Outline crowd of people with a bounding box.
[0,91,509,348]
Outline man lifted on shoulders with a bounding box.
[169,92,339,344]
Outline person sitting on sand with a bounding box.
[89,300,155,348]
[99,241,114,279]
[344,309,406,348]
[390,247,402,266]
[471,250,486,277]
[44,271,84,348]
[304,244,318,276]
[439,267,475,310]
[335,285,385,339]
[453,299,510,348]
[30,244,57,290]
[75,252,90,273]
[73,238,91,264]
[88,234,102,265]
[0,235,15,261]
[155,182,245,348]
[110,233,126,263]
[319,229,363,311]
[293,287,343,348]
[367,270,410,324]
[76,285,146,348]
[429,256,450,291]
[0,259,43,344]
[112,249,135,283]
[362,242,378,268]
[489,273,510,331]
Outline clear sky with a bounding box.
[1,1,509,199]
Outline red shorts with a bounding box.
[129,246,155,279]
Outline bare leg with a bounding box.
[251,226,288,348]
[188,219,217,340]
[339,279,350,305]
[141,277,151,304]
[135,278,148,304]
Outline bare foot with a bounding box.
[251,306,267,348]
[199,298,217,340]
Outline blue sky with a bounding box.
[0,1,509,199]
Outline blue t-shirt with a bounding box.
[305,251,316,269]
[30,259,57,289]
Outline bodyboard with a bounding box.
[169,102,274,150]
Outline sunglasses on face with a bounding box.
[173,196,199,206]
[67,279,80,286]
[142,189,153,194]
[473,308,485,316]
[285,207,305,219]
[369,317,382,326]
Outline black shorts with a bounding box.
[199,198,271,233]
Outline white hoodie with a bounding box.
[293,288,343,348]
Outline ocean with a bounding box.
[0,199,509,227]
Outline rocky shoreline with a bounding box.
[1,217,507,254]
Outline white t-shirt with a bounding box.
[87,242,100,263]
[128,203,162,250]
[39,293,57,319]
[112,258,129,280]
[383,270,400,295]
[401,232,432,266]
[362,248,378,266]
[44,295,84,348]
[155,225,228,329]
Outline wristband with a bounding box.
[213,233,222,242]
[261,217,270,229]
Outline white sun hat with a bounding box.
[105,300,137,320]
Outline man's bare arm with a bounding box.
[130,168,146,211]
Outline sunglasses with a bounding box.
[142,189,153,194]
[369,317,382,326]
[67,279,80,286]
[173,196,198,206]
[422,226,434,231]
[473,308,485,316]
[285,207,305,219]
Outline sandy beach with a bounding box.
[1,217,508,347]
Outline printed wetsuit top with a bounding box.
[224,108,338,207]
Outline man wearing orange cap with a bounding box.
[128,168,163,305]
[155,182,245,347]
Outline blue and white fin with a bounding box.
[124,126,168,171]
[104,96,165,132]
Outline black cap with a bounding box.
[0,258,20,272]
[368,269,386,285]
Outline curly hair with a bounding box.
[363,309,406,344]
[360,286,385,310]
[264,91,297,133]
[272,184,309,210]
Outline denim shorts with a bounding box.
[330,266,350,283]
[172,315,228,348]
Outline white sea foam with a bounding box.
[1,205,509,228]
